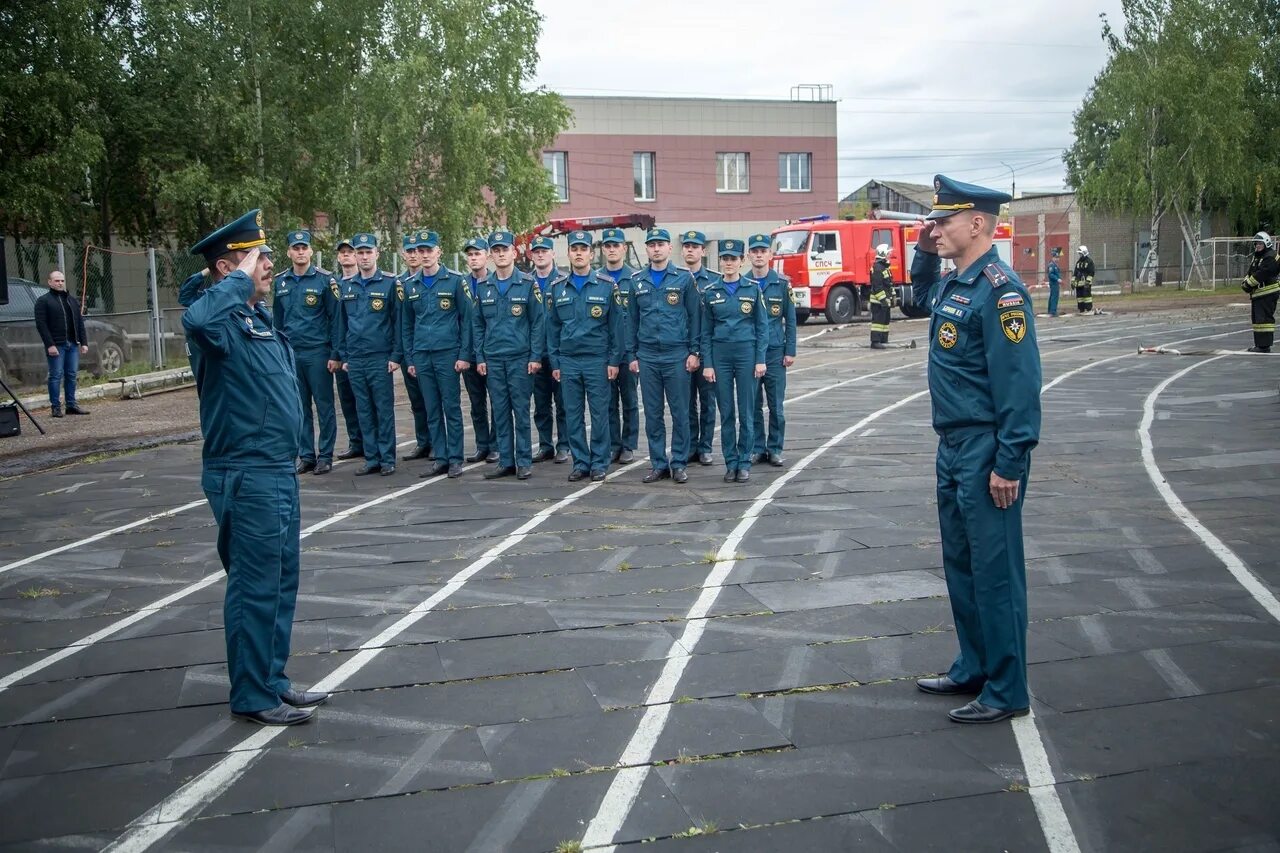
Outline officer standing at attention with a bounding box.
[184,209,327,726]
[747,233,796,466]
[868,243,893,349]
[462,237,499,464]
[397,231,433,463]
[474,230,545,481]
[681,231,719,466]
[402,231,473,479]
[332,238,366,461]
[629,227,701,484]
[529,236,570,463]
[548,231,625,482]
[599,228,639,465]
[339,233,401,476]
[1072,245,1095,315]
[701,240,767,483]
[1242,231,1278,352]
[273,230,342,475]
[1046,252,1061,317]
[910,174,1042,725]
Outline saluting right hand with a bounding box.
[915,223,940,254]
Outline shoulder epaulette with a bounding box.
[984,263,1010,288]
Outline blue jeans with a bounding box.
[46,343,80,408]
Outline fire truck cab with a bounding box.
[770,215,1012,324]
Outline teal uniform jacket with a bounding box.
[699,278,768,367]
[547,272,626,369]
[182,271,302,471]
[473,270,546,364]
[598,265,637,364]
[272,266,342,358]
[629,265,701,361]
[338,270,403,363]
[910,247,1041,478]
[755,269,797,359]
[401,266,474,362]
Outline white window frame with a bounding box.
[716,152,750,193]
[779,152,812,192]
[543,151,568,202]
[632,152,656,202]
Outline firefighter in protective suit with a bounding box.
[1243,231,1279,353]
[1073,245,1095,314]
[869,244,893,349]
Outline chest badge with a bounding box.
[511,303,524,317]
[666,290,680,306]
[304,292,318,307]
[741,300,754,315]
[590,304,604,318]
[371,298,385,311]
[440,297,452,310]
[1001,310,1027,343]
[938,321,959,349]
[770,303,781,317]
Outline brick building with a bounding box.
[541,95,838,249]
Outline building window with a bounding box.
[716,152,750,193]
[633,152,656,202]
[543,151,568,202]
[779,152,812,192]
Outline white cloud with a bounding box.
[532,0,1123,197]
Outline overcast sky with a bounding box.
[532,0,1125,199]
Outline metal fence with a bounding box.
[1010,240,1246,292]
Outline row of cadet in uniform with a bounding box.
[253,225,798,483]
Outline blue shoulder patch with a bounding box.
[985,263,1010,287]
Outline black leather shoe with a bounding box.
[295,460,316,474]
[354,465,381,476]
[379,466,396,476]
[336,448,364,460]
[422,462,450,478]
[65,405,90,415]
[447,464,463,478]
[554,450,570,464]
[642,468,671,484]
[233,703,313,726]
[466,450,488,463]
[590,470,607,482]
[485,465,516,480]
[752,452,769,465]
[723,469,737,483]
[280,688,329,708]
[568,469,588,482]
[672,468,688,484]
[768,453,784,467]
[948,700,1029,724]
[870,342,887,350]
[402,445,430,461]
[485,451,500,463]
[1248,346,1272,353]
[51,407,63,418]
[312,461,332,475]
[516,466,532,480]
[618,449,635,464]
[736,469,751,483]
[611,448,623,463]
[534,448,556,463]
[698,452,713,466]
[917,675,981,696]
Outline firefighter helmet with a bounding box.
[1078,245,1089,256]
[875,243,890,259]
[1253,231,1274,250]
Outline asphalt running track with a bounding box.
[0,306,1277,851]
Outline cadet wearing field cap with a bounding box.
[462,236,498,463]
[548,230,626,481]
[599,227,639,465]
[746,233,796,467]
[910,174,1041,725]
[397,230,434,462]
[528,235,570,463]
[331,236,365,460]
[402,230,474,478]
[700,239,767,483]
[273,230,342,475]
[338,232,402,476]
[681,230,719,466]
[474,230,545,480]
[629,226,701,484]
[184,209,326,726]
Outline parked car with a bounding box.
[0,278,132,385]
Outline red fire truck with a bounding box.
[770,214,1013,324]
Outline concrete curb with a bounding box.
[17,366,193,411]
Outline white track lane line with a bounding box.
[1137,355,1280,622]
[99,348,918,851]
[579,324,1248,852]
